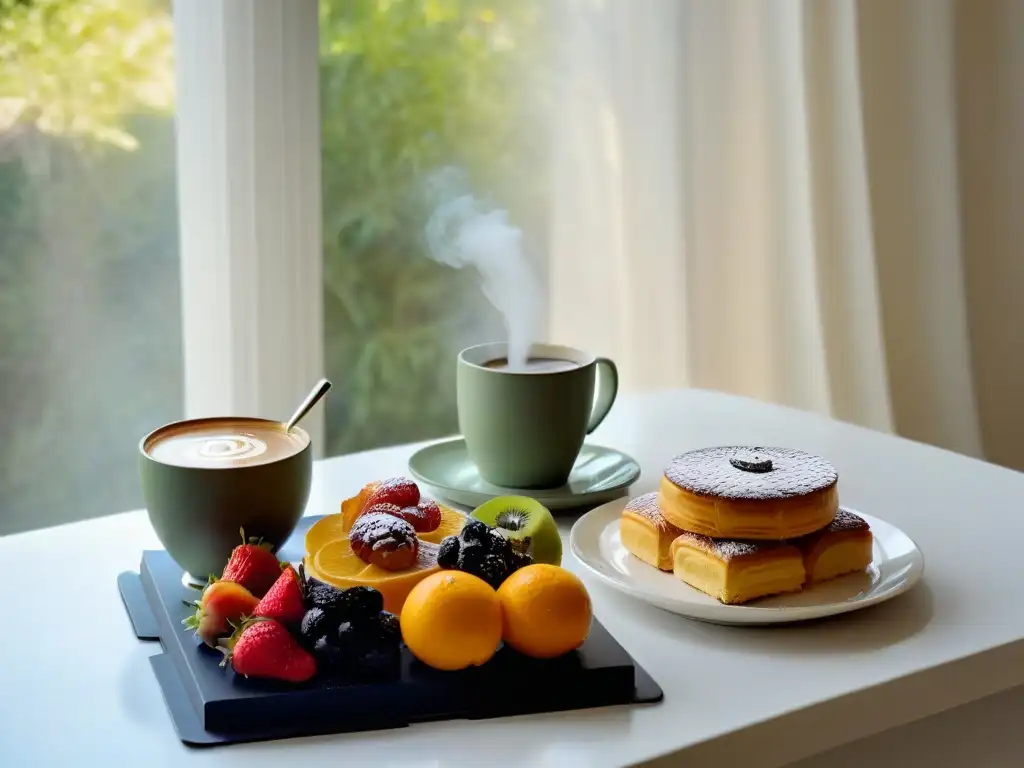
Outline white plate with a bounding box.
[569,497,925,625]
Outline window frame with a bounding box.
[172,0,326,453]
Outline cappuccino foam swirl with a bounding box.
[194,435,268,462]
[145,418,308,469]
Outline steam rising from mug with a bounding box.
[424,168,542,370]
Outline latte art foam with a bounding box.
[145,418,307,469]
[195,435,268,462]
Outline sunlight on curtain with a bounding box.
[550,0,1024,468]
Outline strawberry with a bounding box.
[253,565,305,627]
[365,500,441,533]
[410,499,441,532]
[182,580,259,647]
[219,618,317,683]
[362,502,406,527]
[362,477,419,513]
[220,528,283,597]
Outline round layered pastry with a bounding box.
[657,446,838,540]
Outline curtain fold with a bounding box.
[550,0,1018,466]
[855,0,983,458]
[803,0,894,434]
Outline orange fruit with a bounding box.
[497,564,593,659]
[400,571,503,671]
[306,537,440,614]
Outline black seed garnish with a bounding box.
[729,452,774,473]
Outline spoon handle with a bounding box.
[285,378,332,432]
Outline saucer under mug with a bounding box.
[408,437,640,510]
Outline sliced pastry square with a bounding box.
[669,533,806,605]
[619,492,685,571]
[792,507,873,584]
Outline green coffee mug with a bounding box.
[139,416,312,582]
[457,342,619,489]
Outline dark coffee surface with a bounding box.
[483,357,580,373]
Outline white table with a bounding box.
[2,389,1023,767]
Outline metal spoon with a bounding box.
[284,378,332,432]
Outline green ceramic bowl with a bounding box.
[139,417,312,581]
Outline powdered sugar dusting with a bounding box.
[350,512,416,550]
[364,502,404,518]
[790,507,871,554]
[624,493,684,535]
[401,506,430,526]
[673,531,798,563]
[364,477,420,510]
[664,446,837,501]
[792,507,868,542]
[825,507,868,533]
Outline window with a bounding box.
[318,0,554,456]
[2,0,560,532]
[172,0,558,461]
[0,0,180,534]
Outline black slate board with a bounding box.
[119,515,663,746]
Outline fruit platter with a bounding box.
[118,477,662,746]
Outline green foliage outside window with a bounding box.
[318,0,550,452]
[0,0,549,531]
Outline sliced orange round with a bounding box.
[418,504,467,545]
[304,514,351,557]
[308,537,440,614]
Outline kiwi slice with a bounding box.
[471,495,562,566]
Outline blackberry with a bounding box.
[456,546,510,588]
[335,586,384,620]
[376,611,401,642]
[332,617,402,679]
[300,607,333,646]
[351,644,401,678]
[437,535,461,568]
[338,612,401,647]
[459,519,492,546]
[335,618,399,647]
[509,549,533,572]
[457,541,489,574]
[477,552,512,588]
[496,552,517,579]
[313,635,348,673]
[336,620,362,646]
[478,532,515,574]
[487,531,513,559]
[458,537,487,555]
[306,577,347,612]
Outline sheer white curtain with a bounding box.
[550,0,1024,470]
